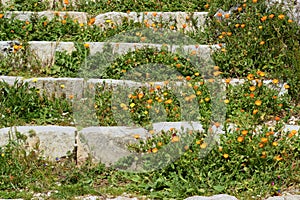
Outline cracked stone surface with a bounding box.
[0,126,76,160]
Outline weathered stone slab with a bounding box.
[3,11,87,24]
[26,77,84,99]
[79,126,149,166]
[184,194,238,200]
[265,195,300,200]
[0,126,76,160]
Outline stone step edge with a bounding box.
[0,124,298,166]
[0,41,218,66]
[0,76,288,100]
[1,11,208,28]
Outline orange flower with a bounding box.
[278,14,285,20]
[288,130,297,138]
[62,20,67,24]
[223,154,229,158]
[217,12,222,17]
[253,0,258,2]
[237,136,244,142]
[247,74,254,80]
[138,93,144,99]
[182,24,187,29]
[241,24,245,28]
[261,137,268,143]
[238,7,242,12]
[288,19,293,23]
[204,4,209,9]
[259,143,264,148]
[0,14,3,19]
[227,32,232,36]
[174,56,178,61]
[152,12,157,17]
[152,148,158,153]
[225,13,230,19]
[284,84,290,89]
[261,151,267,159]
[235,24,240,28]
[274,155,283,161]
[225,78,231,84]
[275,116,280,121]
[88,17,95,25]
[84,43,90,48]
[165,99,173,104]
[260,41,265,45]
[64,0,69,4]
[43,21,48,26]
[186,76,191,81]
[250,93,255,98]
[269,14,274,19]
[253,109,259,114]
[261,16,267,21]
[266,131,274,136]
[241,130,248,136]
[255,100,262,106]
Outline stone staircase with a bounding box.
[0,1,300,199]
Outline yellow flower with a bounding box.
[196,140,201,145]
[133,134,140,139]
[195,72,200,76]
[1,153,4,157]
[272,79,279,84]
[224,99,229,104]
[60,84,65,89]
[223,154,229,159]
[84,43,90,48]
[272,141,278,146]
[260,41,265,45]
[219,146,223,152]
[288,19,293,23]
[200,143,207,149]
[205,97,210,102]
[284,84,290,89]
[196,91,202,96]
[261,151,267,159]
[255,100,262,106]
[278,14,285,20]
[130,103,135,108]
[274,155,283,161]
[157,142,163,146]
[32,78,38,83]
[259,25,263,29]
[225,78,231,84]
[249,86,256,92]
[79,23,84,27]
[172,136,180,142]
[165,99,173,104]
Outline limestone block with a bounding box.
[0,126,76,160]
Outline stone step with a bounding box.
[0,41,216,66]
[0,76,288,100]
[0,11,208,31]
[0,124,298,167]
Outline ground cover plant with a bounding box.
[0,0,299,199]
[0,0,208,14]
